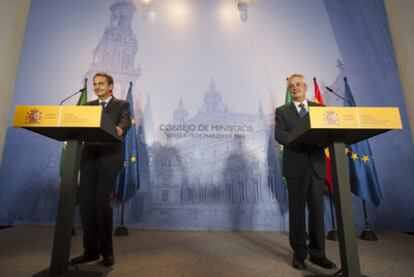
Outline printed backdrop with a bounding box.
[1,0,413,232]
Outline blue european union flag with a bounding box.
[344,78,382,206]
[116,82,140,203]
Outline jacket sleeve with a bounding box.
[117,101,131,137]
[274,107,290,146]
[275,107,306,150]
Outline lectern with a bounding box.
[13,106,121,275]
[288,107,402,277]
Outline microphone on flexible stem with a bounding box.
[59,89,83,106]
[325,86,354,106]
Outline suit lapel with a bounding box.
[89,99,99,106]
[105,97,117,113]
[288,102,301,119]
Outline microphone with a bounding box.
[59,89,83,106]
[325,86,354,106]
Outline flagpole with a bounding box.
[342,77,380,242]
[115,201,129,236]
[327,184,338,241]
[115,81,136,237]
[360,200,377,241]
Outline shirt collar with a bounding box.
[293,99,308,109]
[99,96,112,104]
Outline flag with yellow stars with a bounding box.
[344,78,382,206]
[116,82,140,203]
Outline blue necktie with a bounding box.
[100,102,106,109]
[299,103,307,118]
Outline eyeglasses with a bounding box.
[288,82,306,90]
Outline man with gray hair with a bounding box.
[274,74,336,270]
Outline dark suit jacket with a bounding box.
[82,97,131,171]
[274,101,326,179]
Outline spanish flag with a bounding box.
[313,78,333,190]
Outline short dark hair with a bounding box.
[93,72,114,85]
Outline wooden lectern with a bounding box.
[288,107,402,277]
[13,106,121,275]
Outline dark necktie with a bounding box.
[299,103,307,118]
[100,102,106,109]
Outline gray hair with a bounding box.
[287,74,307,86]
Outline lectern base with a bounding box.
[305,268,370,277]
[305,270,368,277]
[304,273,368,277]
[327,229,339,241]
[33,268,103,277]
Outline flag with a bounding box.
[313,78,324,105]
[284,83,292,104]
[115,82,140,203]
[76,84,88,106]
[279,84,292,185]
[313,78,333,190]
[344,78,382,206]
[59,79,88,178]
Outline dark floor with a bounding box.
[1,225,413,276]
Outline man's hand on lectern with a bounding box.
[116,126,123,137]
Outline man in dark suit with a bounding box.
[71,72,131,267]
[275,74,336,270]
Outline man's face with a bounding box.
[288,76,307,102]
[93,76,113,100]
